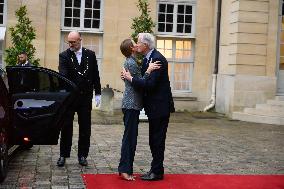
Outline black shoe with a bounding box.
[57,157,65,167]
[78,156,88,166]
[140,170,152,179]
[141,172,164,181]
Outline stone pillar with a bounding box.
[216,0,278,115]
[99,84,114,114]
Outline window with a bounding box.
[0,0,6,69]
[60,32,103,74]
[8,69,76,93]
[157,1,196,92]
[157,38,194,91]
[62,0,103,31]
[0,0,5,25]
[0,40,3,68]
[157,1,195,37]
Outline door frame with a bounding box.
[277,0,284,95]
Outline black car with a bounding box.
[0,66,78,182]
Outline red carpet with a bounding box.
[82,174,284,189]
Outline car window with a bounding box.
[8,69,75,93]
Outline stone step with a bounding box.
[174,96,197,101]
[232,112,284,125]
[267,99,284,106]
[244,107,284,117]
[275,96,284,101]
[255,104,284,112]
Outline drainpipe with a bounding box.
[203,0,222,112]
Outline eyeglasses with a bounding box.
[65,40,79,45]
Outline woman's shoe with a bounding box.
[119,172,135,181]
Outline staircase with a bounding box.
[232,96,284,125]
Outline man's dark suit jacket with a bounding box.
[58,48,101,97]
[17,61,32,66]
[131,49,172,119]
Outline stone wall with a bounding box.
[216,0,279,115]
[6,0,61,69]
[5,0,279,114]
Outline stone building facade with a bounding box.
[0,0,282,124]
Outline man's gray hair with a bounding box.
[138,33,155,49]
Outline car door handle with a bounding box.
[14,99,55,109]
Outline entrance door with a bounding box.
[278,1,284,95]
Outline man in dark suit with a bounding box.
[17,51,32,66]
[14,51,35,93]
[57,31,101,167]
[122,33,173,181]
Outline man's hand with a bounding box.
[146,60,161,74]
[95,95,101,107]
[121,68,133,82]
[120,69,125,80]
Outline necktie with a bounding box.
[142,57,148,75]
[143,57,147,65]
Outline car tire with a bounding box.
[0,132,8,183]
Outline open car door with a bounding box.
[6,66,78,145]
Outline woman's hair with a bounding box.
[138,33,155,49]
[120,39,133,58]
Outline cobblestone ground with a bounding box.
[0,111,283,188]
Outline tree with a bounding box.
[5,6,40,66]
[131,0,156,42]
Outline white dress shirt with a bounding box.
[75,48,82,64]
[145,49,154,64]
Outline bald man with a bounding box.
[57,31,101,166]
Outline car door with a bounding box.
[6,66,78,145]
[0,69,11,182]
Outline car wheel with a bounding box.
[0,132,8,182]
